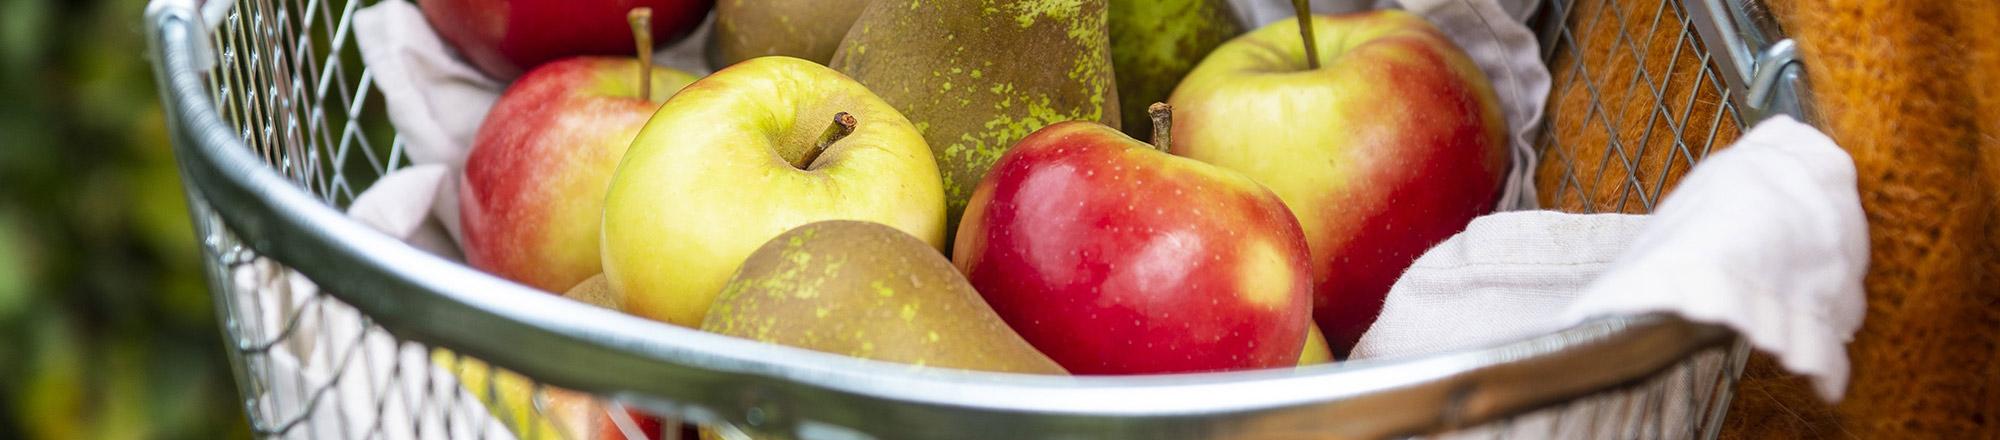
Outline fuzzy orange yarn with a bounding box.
[1540,0,2000,437]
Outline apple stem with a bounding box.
[1147,102,1173,153]
[628,7,655,101]
[797,112,857,169]
[1292,0,1320,70]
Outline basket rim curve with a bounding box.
[144,1,1746,438]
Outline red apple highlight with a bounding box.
[954,107,1313,374]
[419,0,713,80]
[1169,11,1509,355]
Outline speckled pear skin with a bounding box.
[709,0,872,66]
[831,0,1120,236]
[1108,0,1240,138]
[701,221,1066,374]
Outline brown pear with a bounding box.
[708,0,873,67]
[831,0,1121,237]
[702,220,1064,374]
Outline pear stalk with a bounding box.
[1147,102,1173,154]
[1292,0,1320,70]
[628,8,656,101]
[797,112,858,169]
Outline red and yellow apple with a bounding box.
[601,56,947,327]
[458,56,697,293]
[954,109,1313,375]
[419,0,713,80]
[1169,11,1509,355]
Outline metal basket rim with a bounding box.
[144,0,1764,437]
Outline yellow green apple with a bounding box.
[600,56,947,327]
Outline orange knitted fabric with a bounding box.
[1768,0,2000,436]
[1540,0,2000,437]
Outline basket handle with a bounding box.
[1685,0,1812,123]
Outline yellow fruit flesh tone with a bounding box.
[1300,324,1333,366]
[601,57,946,327]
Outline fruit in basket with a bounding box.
[419,0,713,80]
[703,221,1066,374]
[436,275,656,440]
[1299,324,1332,366]
[1108,0,1242,138]
[953,105,1312,374]
[708,0,872,67]
[1168,10,1509,355]
[830,0,1121,239]
[601,56,947,327]
[460,12,700,294]
[435,353,601,439]
[563,274,624,310]
[597,408,670,440]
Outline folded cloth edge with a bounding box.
[1561,116,1868,402]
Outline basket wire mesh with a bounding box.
[154,0,1794,437]
[1536,0,1746,214]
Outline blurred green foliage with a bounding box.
[0,0,250,438]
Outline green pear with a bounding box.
[1108,0,1241,138]
[702,221,1065,374]
[830,0,1121,237]
[708,0,873,67]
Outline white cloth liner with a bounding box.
[1355,116,1868,403]
[238,0,1864,438]
[230,187,502,440]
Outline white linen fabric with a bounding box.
[1355,116,1868,403]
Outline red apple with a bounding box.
[459,51,698,293]
[595,407,669,439]
[419,0,713,80]
[953,106,1313,375]
[1169,10,1509,355]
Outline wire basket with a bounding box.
[144,0,1814,438]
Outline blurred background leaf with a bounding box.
[0,0,249,438]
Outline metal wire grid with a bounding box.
[1430,345,1748,438]
[177,0,1761,438]
[1535,0,1746,214]
[202,0,399,209]
[187,0,658,438]
[1458,0,1761,435]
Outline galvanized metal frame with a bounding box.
[146,0,1811,437]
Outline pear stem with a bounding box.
[797,112,857,169]
[628,8,655,101]
[1292,0,1320,70]
[1147,103,1173,154]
